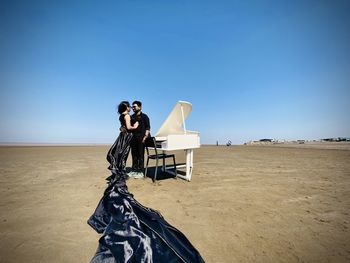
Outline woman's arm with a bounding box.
[124,114,139,130]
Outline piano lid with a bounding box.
[155,101,194,137]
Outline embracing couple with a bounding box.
[117,100,150,179]
[89,100,205,263]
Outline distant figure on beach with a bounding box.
[87,100,204,263]
[128,100,150,178]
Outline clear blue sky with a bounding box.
[1,0,349,144]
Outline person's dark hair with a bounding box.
[132,100,142,107]
[118,101,130,114]
[122,101,130,107]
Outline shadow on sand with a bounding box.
[126,166,186,181]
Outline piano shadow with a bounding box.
[141,163,187,181]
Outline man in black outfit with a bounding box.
[129,101,150,178]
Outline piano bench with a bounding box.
[145,137,178,182]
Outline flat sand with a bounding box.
[0,144,349,262]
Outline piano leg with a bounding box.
[162,149,194,181]
[173,149,193,181]
[185,149,193,181]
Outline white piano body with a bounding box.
[155,101,200,181]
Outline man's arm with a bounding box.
[142,115,151,143]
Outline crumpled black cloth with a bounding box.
[88,132,205,263]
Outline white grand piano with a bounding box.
[154,101,200,181]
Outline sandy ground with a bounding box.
[0,144,349,263]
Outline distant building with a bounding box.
[321,137,350,142]
[259,139,273,142]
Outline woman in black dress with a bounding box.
[106,101,139,178]
[88,101,204,263]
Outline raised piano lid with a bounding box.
[155,101,199,138]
